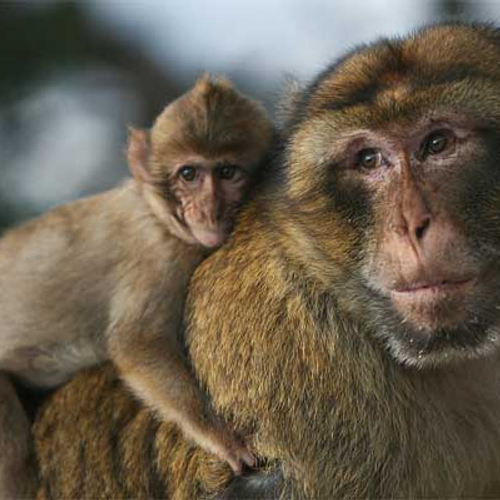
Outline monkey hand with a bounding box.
[192,419,256,475]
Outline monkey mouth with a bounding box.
[387,276,477,329]
[369,272,500,368]
[391,277,476,312]
[390,277,475,295]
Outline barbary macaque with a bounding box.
[31,23,500,499]
[186,23,500,498]
[0,74,274,498]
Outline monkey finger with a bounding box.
[224,454,243,475]
[239,449,257,468]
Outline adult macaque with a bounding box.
[34,23,500,499]
[0,75,274,498]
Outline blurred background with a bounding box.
[0,0,497,229]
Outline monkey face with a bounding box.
[168,158,251,248]
[352,117,500,368]
[282,24,500,368]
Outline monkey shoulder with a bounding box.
[188,203,280,319]
[186,200,291,399]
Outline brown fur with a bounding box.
[35,365,244,500]
[151,74,272,169]
[32,23,500,498]
[0,76,274,497]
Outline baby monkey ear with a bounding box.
[127,126,152,183]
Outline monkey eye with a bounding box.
[421,130,451,157]
[178,165,197,182]
[355,148,384,170]
[217,164,239,180]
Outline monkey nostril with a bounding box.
[415,216,431,240]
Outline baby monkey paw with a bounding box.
[200,423,256,475]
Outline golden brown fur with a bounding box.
[150,75,273,171]
[35,365,235,500]
[33,23,500,498]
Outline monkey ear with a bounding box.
[276,76,304,128]
[127,127,152,183]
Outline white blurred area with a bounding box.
[85,0,429,92]
[2,0,500,221]
[1,70,139,215]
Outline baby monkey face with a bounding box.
[171,157,249,248]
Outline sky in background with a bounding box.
[3,0,500,221]
[86,0,430,93]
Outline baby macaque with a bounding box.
[0,75,274,498]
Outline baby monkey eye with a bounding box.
[355,148,384,170]
[178,165,197,182]
[217,164,238,180]
[422,130,450,157]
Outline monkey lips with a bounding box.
[368,264,500,368]
[388,276,477,331]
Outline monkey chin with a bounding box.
[191,227,227,249]
[371,281,500,369]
